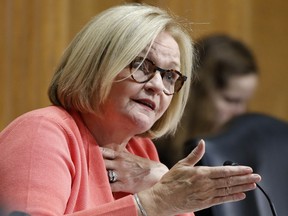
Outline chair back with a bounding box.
[184,113,288,216]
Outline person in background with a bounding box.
[0,4,261,216]
[156,34,259,168]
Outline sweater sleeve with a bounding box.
[0,110,138,216]
[0,114,74,215]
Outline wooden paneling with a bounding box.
[142,0,288,121]
[0,0,132,130]
[249,0,288,119]
[1,0,288,130]
[142,0,253,39]
[1,0,70,129]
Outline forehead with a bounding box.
[142,32,180,68]
[226,74,258,94]
[209,74,258,103]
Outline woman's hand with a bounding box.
[138,139,262,216]
[100,146,169,193]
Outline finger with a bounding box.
[108,170,127,192]
[103,159,116,170]
[214,173,261,188]
[180,139,205,166]
[207,165,254,179]
[211,192,247,206]
[99,147,117,159]
[217,182,257,197]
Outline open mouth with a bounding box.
[133,99,156,110]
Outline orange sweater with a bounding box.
[0,106,194,216]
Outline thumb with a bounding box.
[181,139,205,166]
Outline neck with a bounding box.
[80,112,134,149]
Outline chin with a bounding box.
[135,123,153,134]
[131,117,154,134]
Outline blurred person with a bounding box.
[0,5,261,216]
[186,34,259,137]
[156,34,259,168]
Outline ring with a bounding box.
[107,170,118,183]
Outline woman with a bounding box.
[0,4,261,216]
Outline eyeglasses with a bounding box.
[129,57,187,95]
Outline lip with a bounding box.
[132,98,156,110]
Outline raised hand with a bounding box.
[137,140,261,216]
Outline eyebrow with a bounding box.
[143,55,180,70]
[139,46,180,69]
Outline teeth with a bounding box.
[142,101,153,109]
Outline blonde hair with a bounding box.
[48,3,194,139]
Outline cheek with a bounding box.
[103,83,134,114]
[110,79,139,100]
[152,96,172,123]
[160,97,173,115]
[213,99,233,121]
[210,95,226,114]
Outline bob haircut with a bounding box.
[194,34,258,92]
[48,3,194,139]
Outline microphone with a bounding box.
[223,160,239,166]
[223,161,278,216]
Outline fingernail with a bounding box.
[252,174,261,181]
[245,167,253,172]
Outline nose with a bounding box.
[144,72,166,94]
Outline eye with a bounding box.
[163,71,178,84]
[131,59,151,75]
[130,60,142,69]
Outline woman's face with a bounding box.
[101,31,180,135]
[208,74,258,131]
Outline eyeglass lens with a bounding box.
[130,57,186,95]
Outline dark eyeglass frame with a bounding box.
[129,57,187,95]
